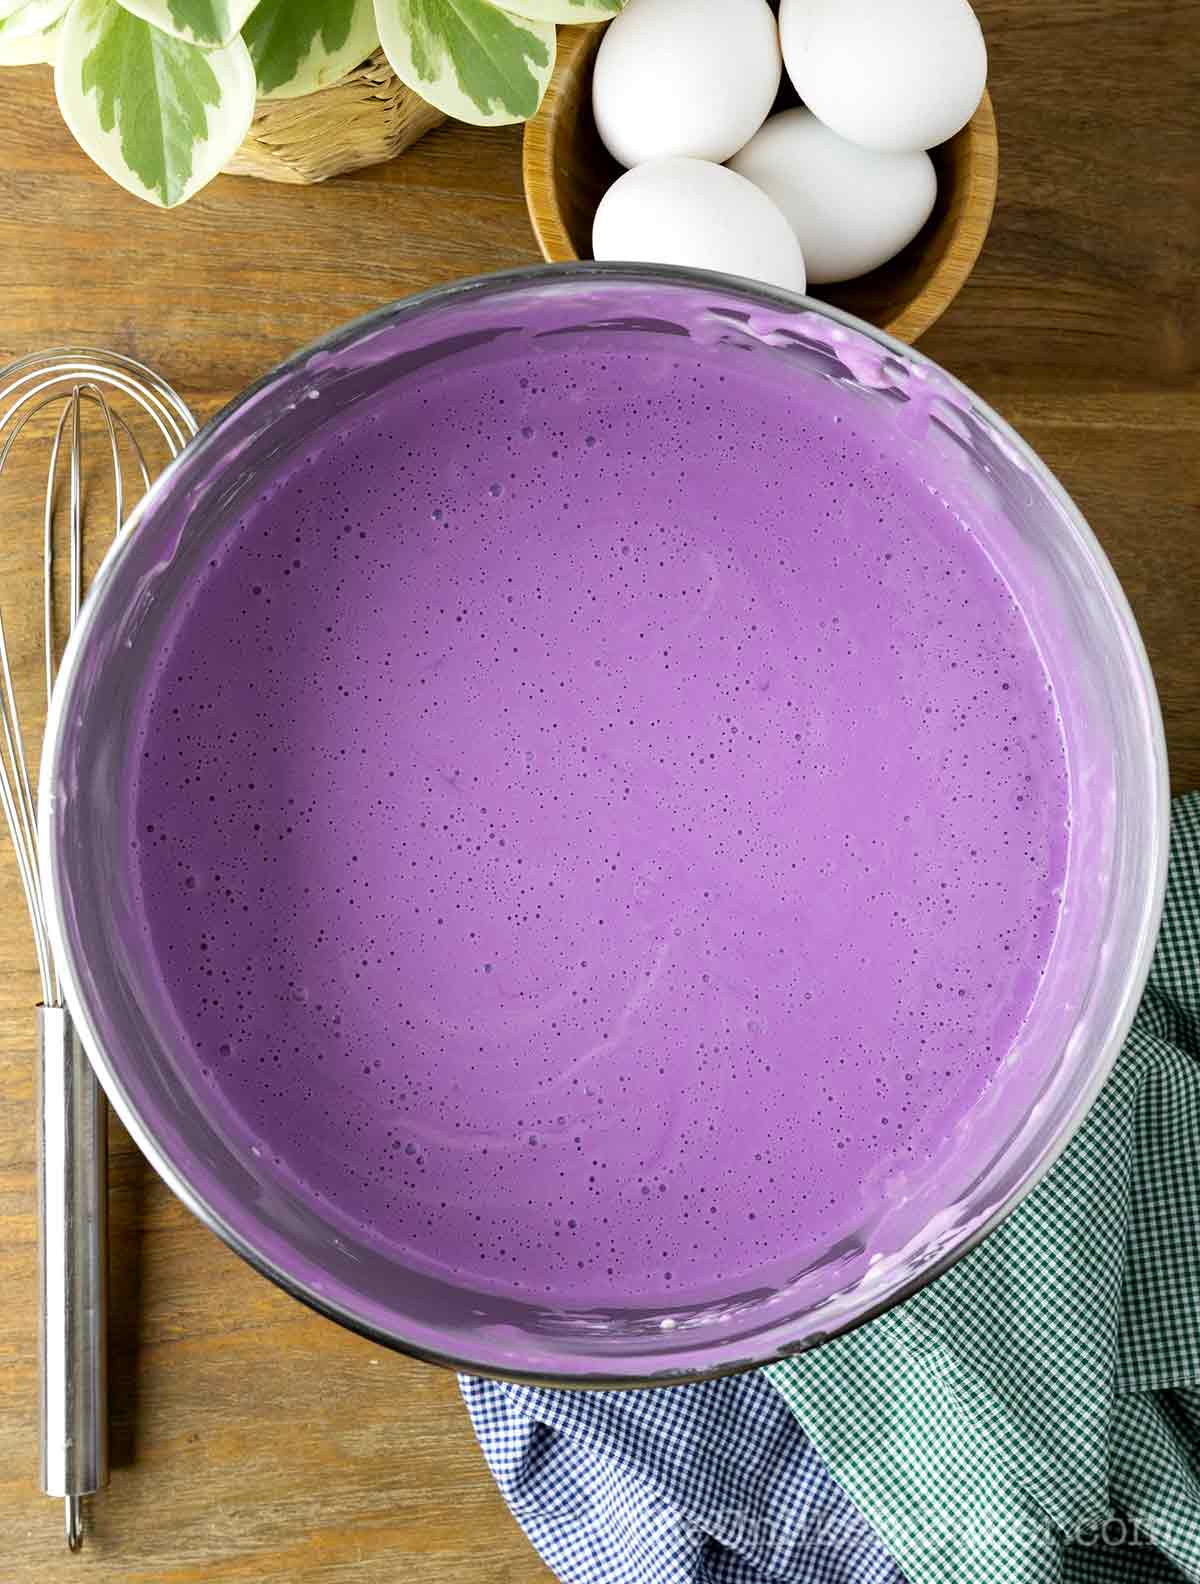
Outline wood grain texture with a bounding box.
[521,23,999,344]
[0,0,1197,1576]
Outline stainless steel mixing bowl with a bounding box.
[39,266,1168,1384]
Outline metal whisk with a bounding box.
[0,350,196,1551]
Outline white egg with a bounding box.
[592,158,807,294]
[729,109,936,283]
[592,0,782,169]
[780,0,986,154]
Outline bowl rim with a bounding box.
[39,262,1168,1388]
[522,22,999,345]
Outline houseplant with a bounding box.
[0,0,622,206]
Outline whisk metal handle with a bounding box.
[36,1006,108,1548]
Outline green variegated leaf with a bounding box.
[244,0,378,99]
[116,0,256,48]
[55,0,255,206]
[0,7,61,56]
[376,0,554,125]
[497,0,620,20]
[0,0,69,41]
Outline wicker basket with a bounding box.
[224,48,444,184]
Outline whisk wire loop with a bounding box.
[0,352,197,1006]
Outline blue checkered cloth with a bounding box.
[459,1371,905,1584]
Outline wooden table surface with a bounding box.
[0,3,1197,1578]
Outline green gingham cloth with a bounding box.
[767,792,1200,1584]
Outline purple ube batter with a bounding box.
[131,331,1069,1307]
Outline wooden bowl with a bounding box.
[523,24,998,344]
